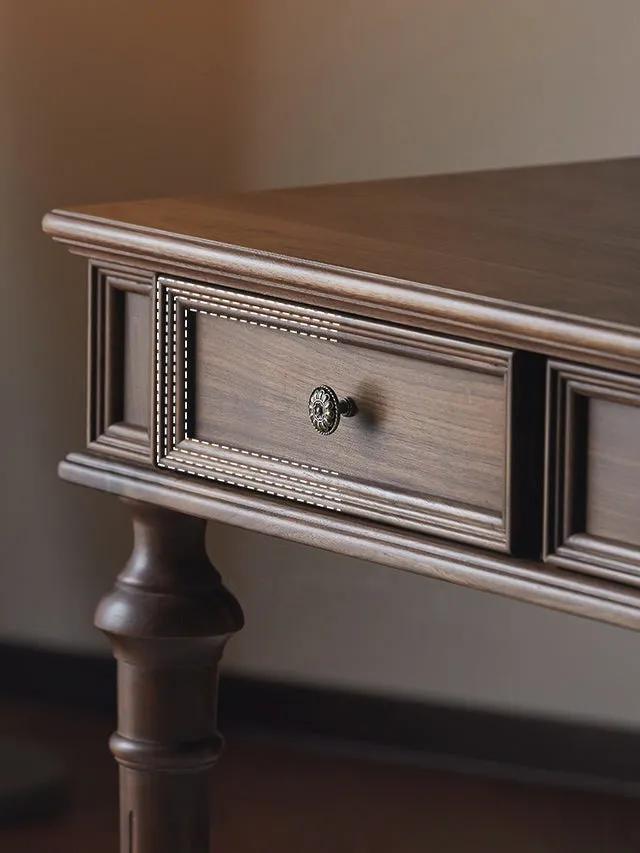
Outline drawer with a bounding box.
[155,276,544,554]
[545,362,640,584]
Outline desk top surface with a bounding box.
[48,157,640,331]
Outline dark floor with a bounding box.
[1,699,640,852]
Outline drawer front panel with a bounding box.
[545,362,640,583]
[587,398,640,548]
[194,314,506,512]
[156,276,536,552]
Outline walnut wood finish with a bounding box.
[61,450,640,631]
[545,362,640,585]
[95,499,243,853]
[43,158,640,852]
[156,275,543,553]
[43,159,640,625]
[89,264,154,464]
[44,158,640,373]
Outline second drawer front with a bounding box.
[156,276,540,553]
[546,362,640,583]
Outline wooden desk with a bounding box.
[44,158,640,853]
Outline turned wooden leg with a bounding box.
[95,499,244,853]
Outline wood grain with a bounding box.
[587,398,640,549]
[60,451,640,633]
[154,276,545,554]
[44,158,640,853]
[157,276,517,551]
[88,264,153,463]
[122,290,151,428]
[43,158,640,373]
[194,311,506,508]
[545,362,640,586]
[95,500,243,853]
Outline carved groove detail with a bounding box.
[545,361,640,585]
[89,262,153,463]
[109,732,224,772]
[155,275,514,551]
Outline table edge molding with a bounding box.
[42,211,640,375]
[59,452,640,632]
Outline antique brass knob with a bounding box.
[308,385,356,435]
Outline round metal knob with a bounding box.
[308,385,356,435]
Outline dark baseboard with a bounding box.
[1,640,640,796]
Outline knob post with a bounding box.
[308,385,356,435]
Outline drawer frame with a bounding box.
[544,361,640,585]
[154,275,544,555]
[87,263,154,463]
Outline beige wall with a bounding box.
[2,0,640,725]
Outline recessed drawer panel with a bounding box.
[88,265,153,463]
[545,362,640,583]
[156,276,543,553]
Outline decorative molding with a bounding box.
[59,451,640,632]
[155,275,516,551]
[544,361,640,585]
[42,210,640,376]
[88,263,153,463]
